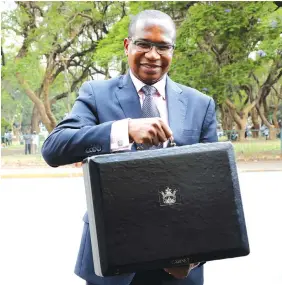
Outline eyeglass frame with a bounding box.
[128,37,175,55]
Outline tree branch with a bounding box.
[1,46,5,66]
[31,3,44,18]
[272,86,282,100]
[50,64,93,104]
[77,13,93,21]
[251,71,260,86]
[15,2,39,59]
[225,102,242,126]
[69,42,97,60]
[225,98,236,110]
[55,21,90,54]
[244,99,257,114]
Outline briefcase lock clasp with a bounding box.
[169,137,176,147]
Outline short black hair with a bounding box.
[128,10,176,42]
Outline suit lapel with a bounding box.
[115,73,142,119]
[166,77,187,140]
[115,74,187,145]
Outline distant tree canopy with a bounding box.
[2,1,127,132]
[171,1,282,139]
[2,1,282,141]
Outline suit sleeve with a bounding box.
[42,82,115,167]
[200,98,218,143]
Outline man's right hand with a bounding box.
[128,118,173,146]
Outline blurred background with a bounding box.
[1,2,282,285]
[1,1,282,166]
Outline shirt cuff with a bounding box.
[110,119,132,152]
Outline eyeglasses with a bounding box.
[129,37,175,55]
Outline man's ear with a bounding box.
[124,38,129,56]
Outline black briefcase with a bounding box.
[82,142,249,277]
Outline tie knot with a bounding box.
[142,85,156,96]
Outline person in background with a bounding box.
[23,132,32,155]
[4,131,9,147]
[7,130,13,145]
[31,131,39,154]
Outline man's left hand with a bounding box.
[164,263,200,279]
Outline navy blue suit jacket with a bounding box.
[42,73,218,285]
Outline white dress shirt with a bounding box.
[110,70,169,152]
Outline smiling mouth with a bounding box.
[141,64,161,68]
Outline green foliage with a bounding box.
[2,1,129,130]
[1,118,10,134]
[94,16,130,71]
[1,82,33,129]
[2,1,282,131]
[170,1,281,107]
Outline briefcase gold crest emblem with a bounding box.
[159,187,178,206]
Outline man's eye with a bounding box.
[136,42,150,49]
[158,45,170,51]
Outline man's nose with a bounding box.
[145,46,160,60]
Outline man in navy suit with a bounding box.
[42,9,217,285]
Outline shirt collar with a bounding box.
[129,70,166,99]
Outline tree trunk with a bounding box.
[237,112,249,141]
[269,126,277,140]
[219,104,226,128]
[255,71,282,139]
[219,104,233,139]
[272,102,280,129]
[227,108,247,141]
[250,108,260,138]
[31,104,41,134]
[225,98,255,141]
[16,72,56,133]
[256,104,276,140]
[42,73,57,129]
[14,128,20,142]
[263,97,269,121]
[238,129,246,141]
[222,105,233,130]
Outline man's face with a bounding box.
[124,19,175,85]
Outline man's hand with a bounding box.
[128,118,173,146]
[164,263,200,279]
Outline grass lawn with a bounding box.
[1,139,281,167]
[1,153,48,167]
[227,138,281,160]
[1,143,48,167]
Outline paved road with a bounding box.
[1,160,282,179]
[205,172,282,285]
[0,173,281,285]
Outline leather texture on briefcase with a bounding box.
[83,142,249,276]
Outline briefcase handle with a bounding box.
[168,137,177,147]
[136,137,176,150]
